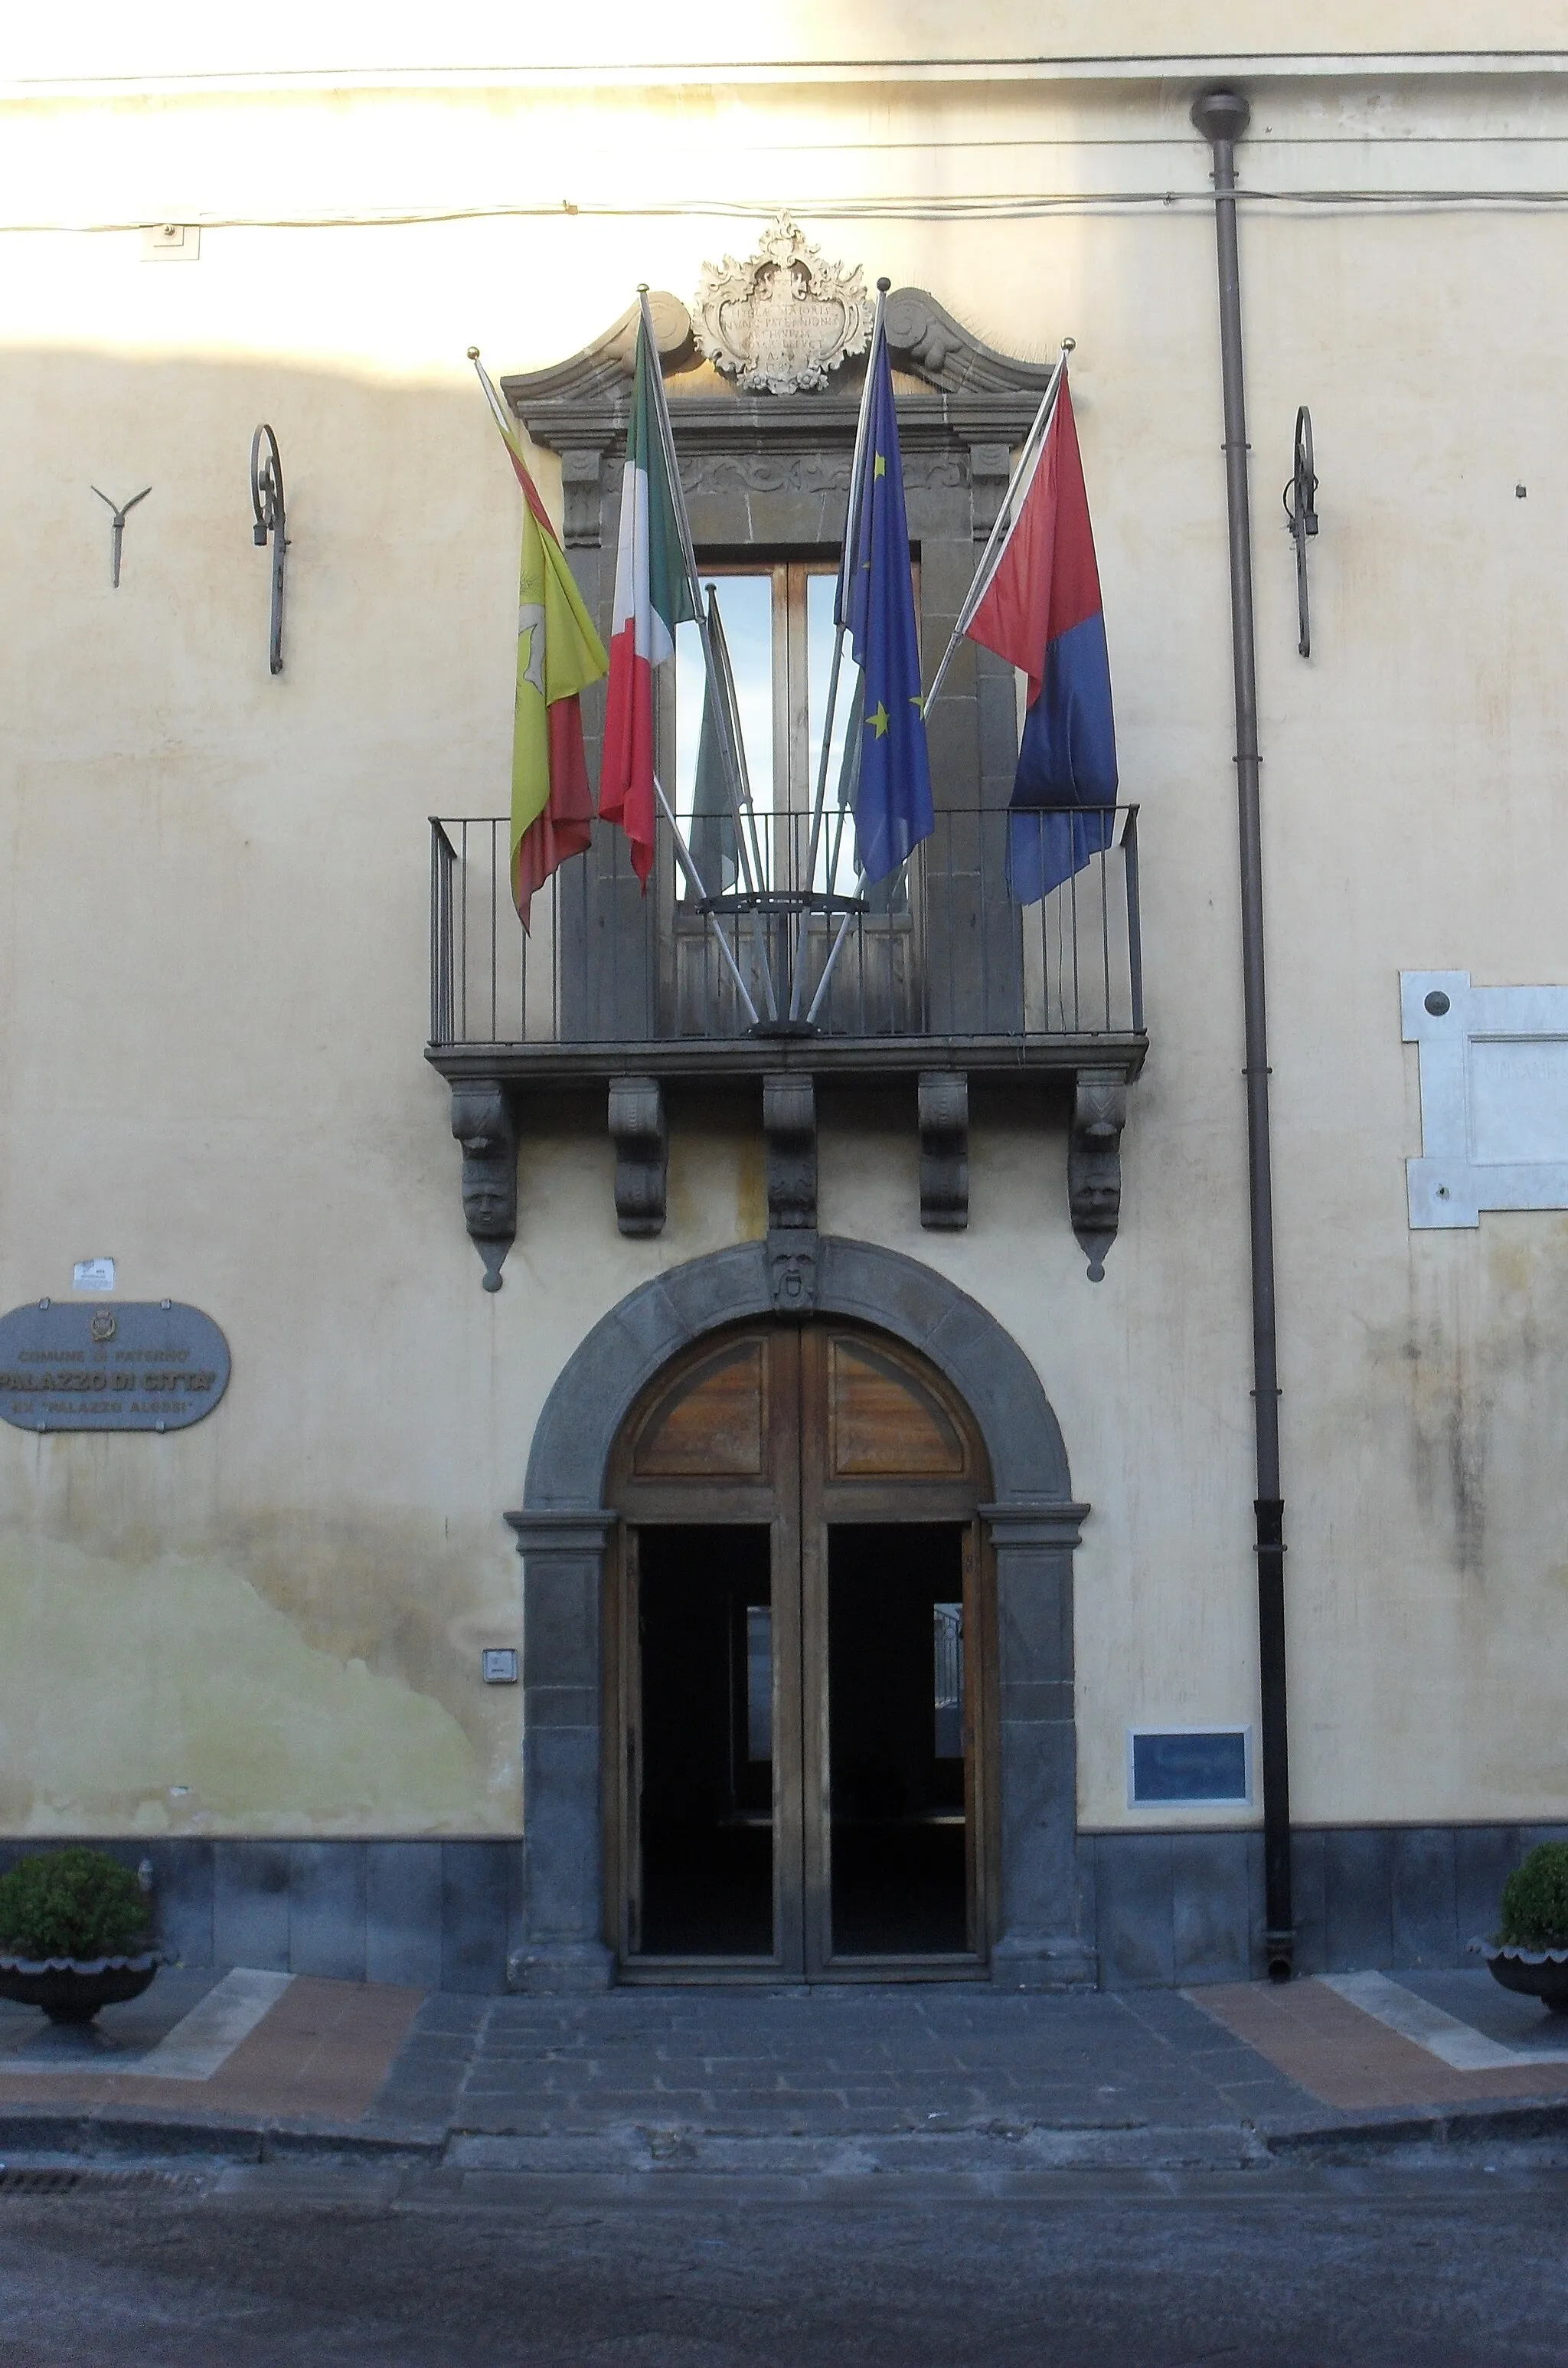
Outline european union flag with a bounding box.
[840,331,933,885]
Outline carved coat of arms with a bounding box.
[694,216,871,395]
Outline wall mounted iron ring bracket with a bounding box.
[250,424,288,675]
[1282,404,1317,659]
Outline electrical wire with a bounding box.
[10,185,1568,234]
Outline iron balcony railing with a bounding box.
[430,806,1142,1052]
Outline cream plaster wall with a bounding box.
[0,54,1565,1838]
[8,1,1568,85]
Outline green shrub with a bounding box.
[0,1849,151,1960]
[1498,1841,1568,1949]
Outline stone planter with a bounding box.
[1482,1943,1568,2015]
[0,1953,159,2025]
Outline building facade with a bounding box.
[2,9,1565,1991]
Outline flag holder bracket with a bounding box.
[698,892,867,920]
[90,483,152,589]
[1282,405,1317,659]
[250,424,288,675]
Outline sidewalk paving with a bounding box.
[0,1971,423,2127]
[5,1964,1568,2172]
[1200,1968,1568,2114]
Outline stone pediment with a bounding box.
[502,281,1062,551]
[499,289,695,406]
[501,281,1058,456]
[880,289,1057,397]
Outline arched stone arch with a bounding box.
[524,1238,1073,1512]
[508,1238,1093,1994]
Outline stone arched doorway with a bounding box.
[507,1238,1091,1993]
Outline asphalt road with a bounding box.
[2,2160,1566,2366]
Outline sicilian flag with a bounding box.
[601,316,697,885]
[472,355,608,928]
[963,366,1118,904]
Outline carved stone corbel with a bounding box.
[609,1075,667,1237]
[967,443,1012,541]
[763,1072,817,1313]
[558,448,607,548]
[450,1081,520,1292]
[919,1071,969,1229]
[1069,1068,1127,1283]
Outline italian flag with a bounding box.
[600,317,695,885]
[483,377,608,928]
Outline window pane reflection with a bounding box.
[933,1601,963,1759]
[807,571,862,896]
[673,561,882,902]
[675,575,773,831]
[746,1605,773,1763]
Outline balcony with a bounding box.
[430,806,1144,1070]
[426,809,1147,1286]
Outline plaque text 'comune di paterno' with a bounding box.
[0,1301,230,1432]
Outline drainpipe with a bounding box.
[1191,90,1294,1981]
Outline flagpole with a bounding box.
[788,625,847,1022]
[632,296,758,875]
[693,576,760,912]
[824,765,854,902]
[921,341,1073,718]
[805,856,913,1028]
[467,347,519,446]
[789,284,887,1021]
[805,885,857,1025]
[654,775,761,1027]
[638,289,779,1019]
[704,581,757,831]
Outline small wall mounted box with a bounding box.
[481,1649,518,1684]
[142,224,200,261]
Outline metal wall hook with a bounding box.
[1282,406,1318,658]
[90,484,152,588]
[250,424,288,674]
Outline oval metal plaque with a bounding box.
[0,1301,230,1433]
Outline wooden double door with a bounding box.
[606,1320,995,1980]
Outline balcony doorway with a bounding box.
[606,1321,996,1981]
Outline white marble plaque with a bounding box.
[1467,1038,1568,1163]
[1403,971,1568,1227]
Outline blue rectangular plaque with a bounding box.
[1130,1728,1250,1806]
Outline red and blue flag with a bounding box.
[964,368,1117,904]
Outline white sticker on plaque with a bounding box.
[1403,972,1568,1228]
